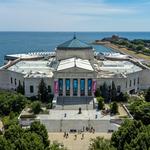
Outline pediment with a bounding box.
[57,66,94,73]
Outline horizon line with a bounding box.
[0,31,150,33]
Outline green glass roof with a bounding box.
[57,35,93,50]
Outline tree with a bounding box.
[136,44,144,51]
[129,100,150,125]
[97,96,104,110]
[30,121,50,148]
[95,88,101,97]
[117,92,129,102]
[2,114,18,129]
[89,137,116,150]
[110,102,118,114]
[0,91,27,116]
[31,101,41,114]
[145,87,150,102]
[15,132,45,150]
[50,141,66,150]
[16,81,24,95]
[0,136,14,150]
[4,125,24,143]
[38,79,48,102]
[111,120,150,150]
[132,39,145,45]
[2,122,51,150]
[101,82,109,102]
[133,103,150,125]
[111,81,117,101]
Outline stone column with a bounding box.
[54,79,58,97]
[78,78,80,96]
[63,78,66,96]
[70,78,73,96]
[85,78,88,96]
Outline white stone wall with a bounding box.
[24,77,54,97]
[56,49,94,61]
[0,66,150,97]
[40,119,111,132]
[0,69,24,90]
[96,71,141,94]
[126,72,141,92]
[139,69,150,89]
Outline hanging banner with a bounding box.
[92,80,96,93]
[54,80,58,94]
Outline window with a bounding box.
[48,85,51,93]
[30,85,34,93]
[88,79,92,96]
[117,85,121,93]
[80,79,85,96]
[66,79,70,96]
[59,79,63,96]
[11,77,13,84]
[73,79,78,96]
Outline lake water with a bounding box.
[0,32,150,65]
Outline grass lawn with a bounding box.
[106,43,150,62]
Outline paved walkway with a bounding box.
[48,132,112,150]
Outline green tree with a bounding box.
[30,121,50,148]
[95,88,101,97]
[97,96,104,110]
[89,137,116,150]
[111,120,150,150]
[110,102,118,114]
[136,44,144,51]
[101,82,109,102]
[111,81,117,101]
[4,125,24,143]
[133,103,150,125]
[38,79,48,102]
[14,132,46,150]
[0,136,14,150]
[0,91,27,116]
[129,100,150,125]
[145,87,150,102]
[3,123,51,150]
[31,101,41,114]
[132,39,144,45]
[50,141,66,150]
[2,114,18,129]
[117,92,129,102]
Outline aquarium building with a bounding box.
[0,36,150,109]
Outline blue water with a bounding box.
[0,32,150,65]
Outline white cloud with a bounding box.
[0,0,149,31]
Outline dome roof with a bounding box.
[57,35,93,50]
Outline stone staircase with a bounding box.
[55,96,94,110]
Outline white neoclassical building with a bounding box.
[1,35,150,132]
[0,35,150,109]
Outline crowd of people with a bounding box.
[63,126,95,140]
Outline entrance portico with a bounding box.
[57,78,93,97]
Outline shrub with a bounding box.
[31,101,41,114]
[97,96,104,110]
[111,102,118,114]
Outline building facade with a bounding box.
[0,36,150,106]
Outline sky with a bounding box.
[0,0,150,31]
